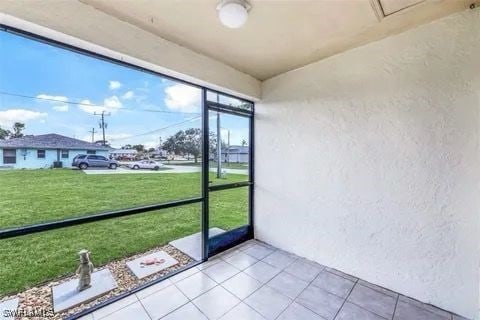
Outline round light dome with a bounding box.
[218,1,249,29]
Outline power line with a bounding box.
[0,91,201,115]
[108,116,201,142]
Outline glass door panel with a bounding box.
[206,107,253,256]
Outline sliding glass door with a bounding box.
[205,91,254,256]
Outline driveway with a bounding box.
[80,165,248,175]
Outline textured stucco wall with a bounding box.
[256,9,479,318]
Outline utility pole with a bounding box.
[217,112,222,178]
[94,111,110,146]
[88,128,97,143]
[227,129,230,164]
[216,93,222,178]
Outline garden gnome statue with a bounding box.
[76,249,94,292]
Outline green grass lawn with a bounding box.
[0,169,247,228]
[0,169,249,296]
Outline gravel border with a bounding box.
[4,244,193,320]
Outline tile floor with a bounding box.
[77,240,469,320]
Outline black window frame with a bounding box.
[0,24,255,319]
[61,150,69,159]
[0,25,255,249]
[3,148,16,164]
[37,149,46,159]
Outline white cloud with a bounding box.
[164,84,201,113]
[36,94,69,112]
[0,109,48,127]
[104,96,122,109]
[121,90,134,100]
[109,81,122,90]
[36,94,68,103]
[78,96,123,114]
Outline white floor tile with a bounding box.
[135,279,173,300]
[141,284,189,319]
[266,271,309,299]
[244,286,292,320]
[193,286,240,319]
[101,302,150,320]
[168,266,200,283]
[175,271,217,299]
[92,294,138,319]
[222,272,263,300]
[202,261,239,283]
[262,251,297,270]
[277,302,324,320]
[244,261,281,283]
[243,244,275,260]
[224,251,259,270]
[161,303,208,320]
[220,302,266,320]
[284,259,323,282]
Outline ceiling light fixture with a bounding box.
[217,0,251,29]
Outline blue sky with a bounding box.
[0,31,249,149]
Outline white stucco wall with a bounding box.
[256,9,479,319]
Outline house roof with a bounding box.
[0,134,109,150]
[222,145,249,154]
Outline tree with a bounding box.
[11,122,25,138]
[163,128,203,163]
[132,144,145,153]
[0,122,25,140]
[121,144,133,150]
[183,128,201,163]
[241,139,248,147]
[0,127,10,140]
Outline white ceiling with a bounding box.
[78,0,470,80]
[0,0,471,85]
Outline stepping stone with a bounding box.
[126,250,178,279]
[0,297,19,320]
[52,269,117,313]
[169,228,225,261]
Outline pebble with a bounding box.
[3,245,192,319]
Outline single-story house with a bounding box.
[148,149,168,159]
[220,145,249,163]
[0,133,110,169]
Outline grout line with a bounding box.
[392,294,400,320]
[136,294,153,320]
[345,300,390,320]
[93,294,139,320]
[332,278,359,320]
[355,281,398,299]
[273,264,324,320]
[191,301,211,320]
